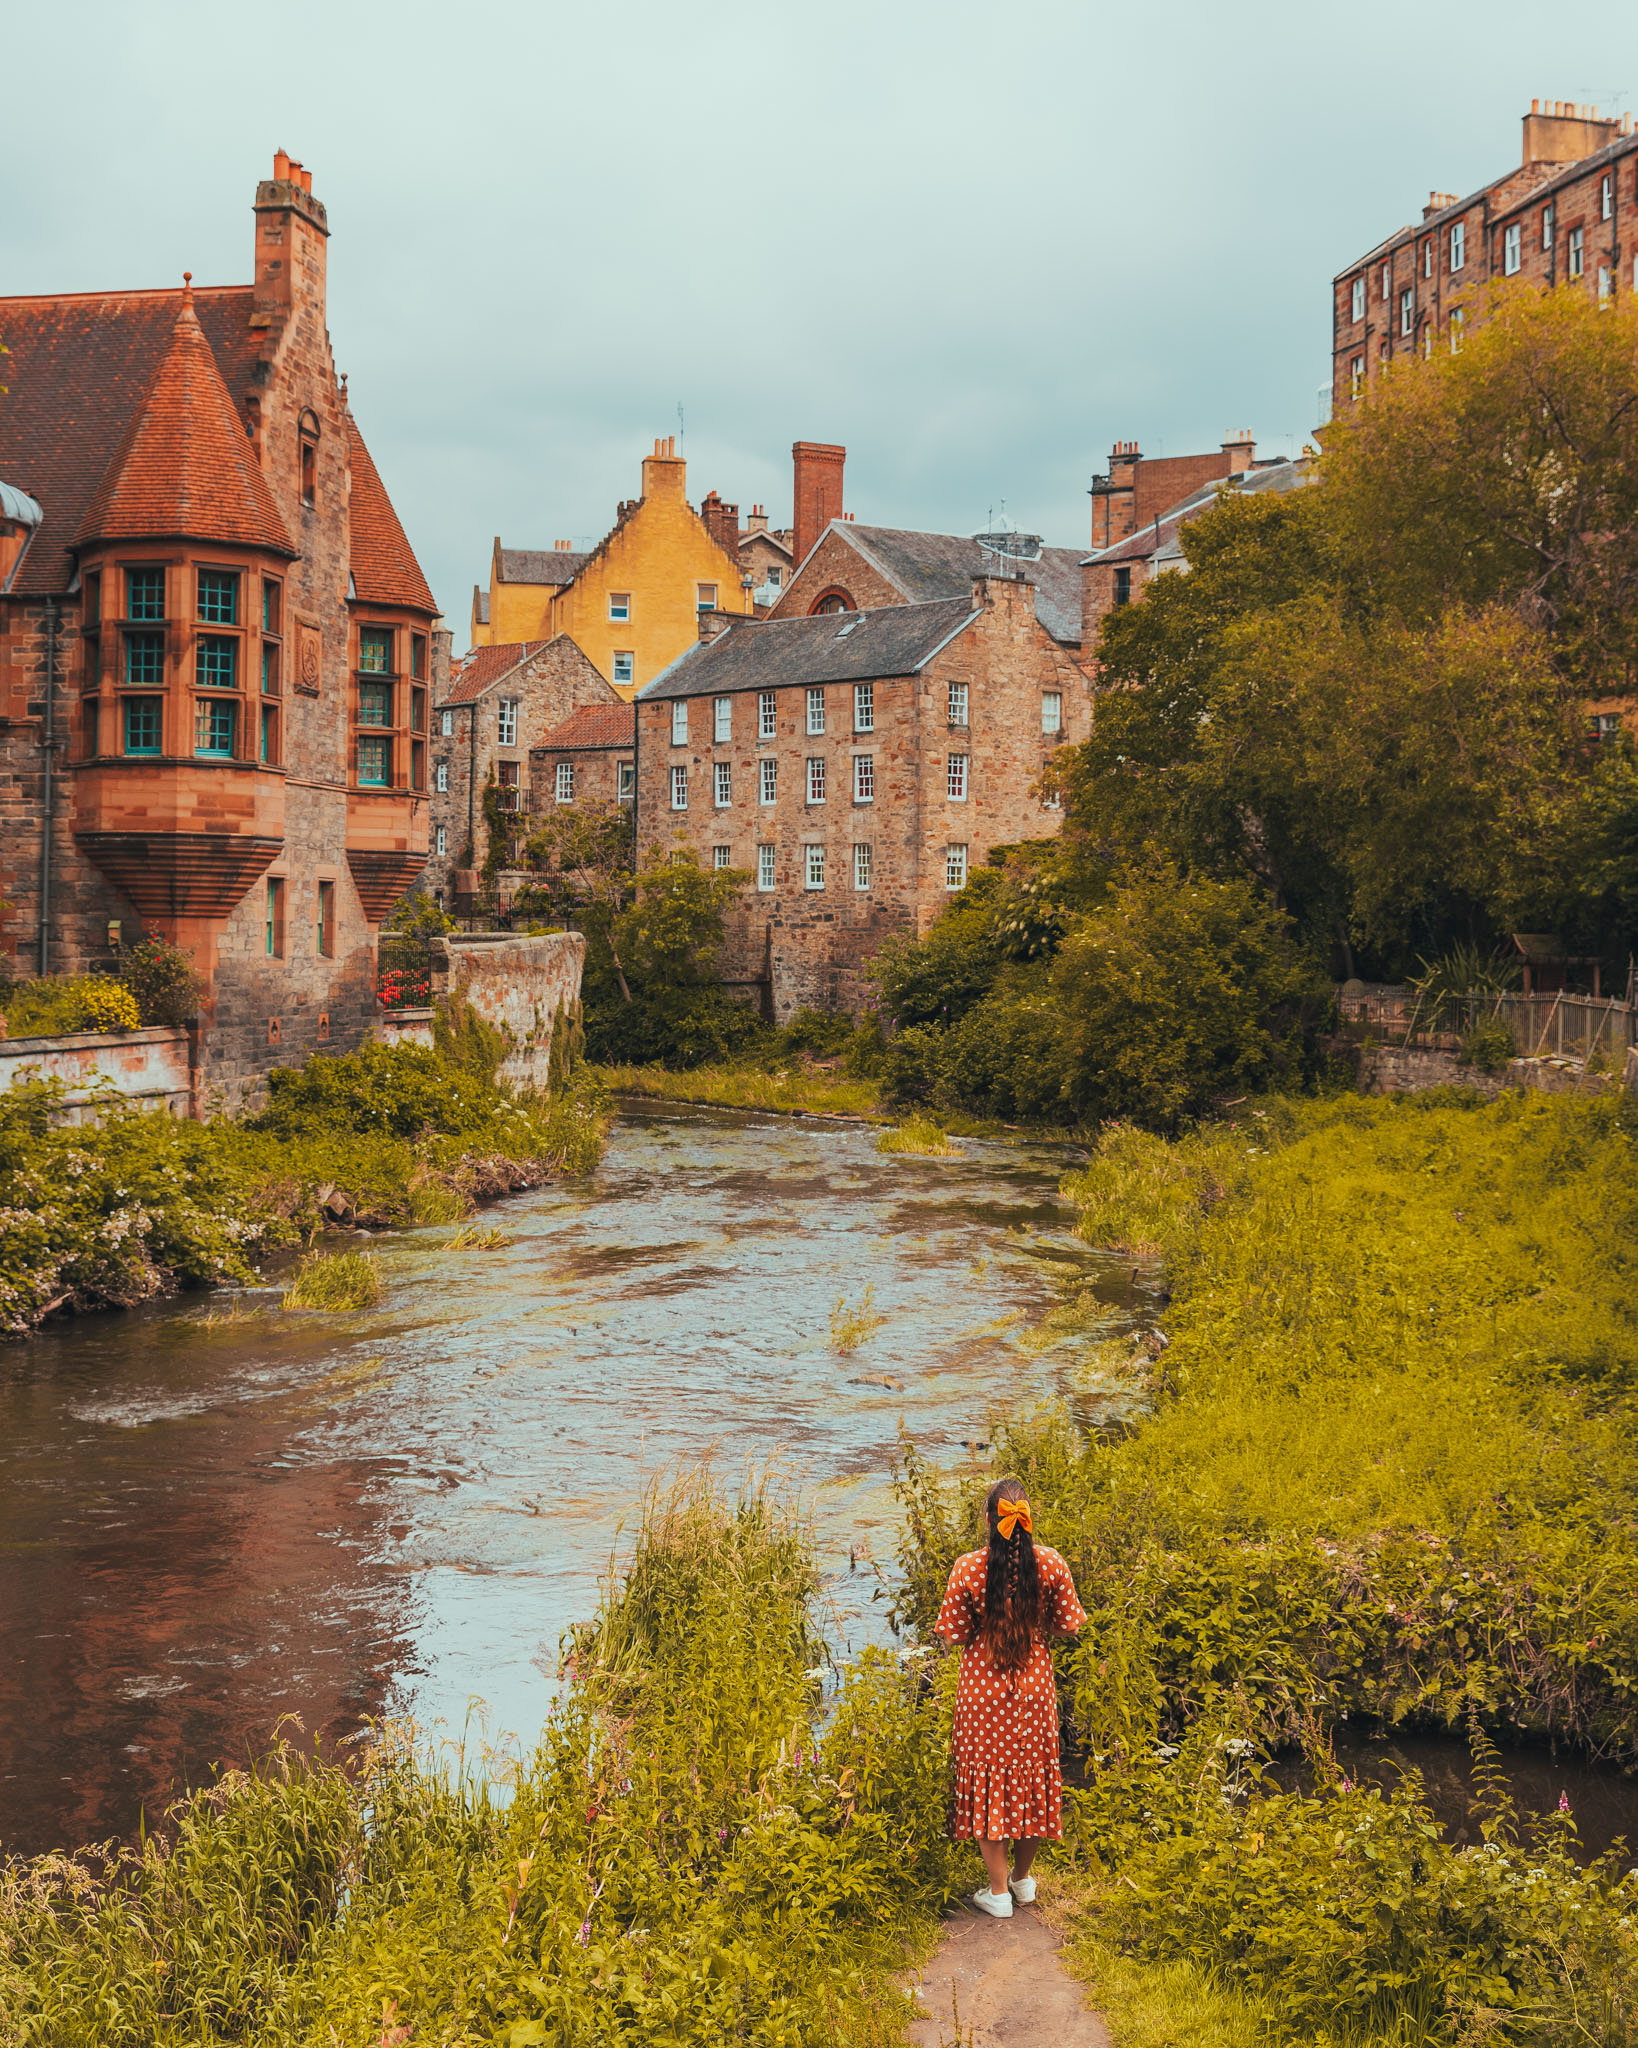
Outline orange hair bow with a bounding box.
[996,1498,1032,1541]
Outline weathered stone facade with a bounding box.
[635,576,1090,1019]
[428,637,620,905]
[0,154,438,1107]
[527,702,636,818]
[436,931,585,1092]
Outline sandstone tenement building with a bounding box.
[427,637,620,906]
[0,153,437,1101]
[1332,99,1638,409]
[634,575,1090,1019]
[528,702,637,820]
[1088,434,1257,552]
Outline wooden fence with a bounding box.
[1336,986,1638,1062]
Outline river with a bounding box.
[0,1101,1150,1858]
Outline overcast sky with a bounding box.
[5,1,1633,633]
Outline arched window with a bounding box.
[810,589,853,616]
[298,409,320,508]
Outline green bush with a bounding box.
[247,1041,500,1142]
[1460,1018,1517,1074]
[116,935,204,1026]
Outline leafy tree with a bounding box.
[519,801,637,999]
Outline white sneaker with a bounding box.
[1009,1876,1037,1905]
[972,1886,1013,1918]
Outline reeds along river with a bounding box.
[0,1100,1159,1859]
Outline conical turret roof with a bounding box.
[74,277,295,555]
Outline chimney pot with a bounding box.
[274,148,291,181]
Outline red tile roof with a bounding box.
[74,283,295,557]
[345,409,436,613]
[0,282,267,594]
[534,703,636,751]
[442,640,550,705]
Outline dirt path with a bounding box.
[907,1896,1111,2046]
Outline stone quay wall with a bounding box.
[0,1024,193,1121]
[433,931,585,1091]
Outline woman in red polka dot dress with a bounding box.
[934,1477,1087,1917]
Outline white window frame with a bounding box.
[1449,221,1465,271]
[435,823,447,857]
[617,761,635,803]
[671,700,689,746]
[1599,263,1613,304]
[853,842,872,892]
[713,844,733,870]
[497,698,518,746]
[1350,354,1365,397]
[806,755,826,804]
[1503,222,1521,275]
[1042,691,1062,735]
[947,752,968,802]
[1399,287,1414,337]
[1380,261,1390,301]
[1602,173,1614,221]
[609,592,631,622]
[1543,202,1555,250]
[759,757,777,805]
[556,761,575,802]
[1350,275,1365,321]
[697,583,718,612]
[948,679,969,726]
[853,681,874,732]
[435,759,449,793]
[714,760,731,808]
[670,764,688,810]
[757,843,776,891]
[1422,239,1432,278]
[713,696,732,743]
[945,843,968,891]
[804,843,825,891]
[758,690,777,740]
[440,709,454,737]
[853,753,874,803]
[1449,309,1466,352]
[1569,225,1585,279]
[613,652,635,687]
[805,686,825,735]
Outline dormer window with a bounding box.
[298,409,320,508]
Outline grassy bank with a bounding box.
[0,1040,607,1337]
[896,1087,1638,2042]
[0,1474,962,2045]
[592,1060,880,1119]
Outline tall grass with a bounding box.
[875,1116,960,1157]
[830,1284,886,1353]
[281,1249,382,1312]
[0,1472,963,2045]
[593,1061,878,1119]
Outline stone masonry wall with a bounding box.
[769,527,900,619]
[0,1024,192,1122]
[637,576,1092,1020]
[435,931,585,1090]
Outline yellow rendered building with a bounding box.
[467,439,750,700]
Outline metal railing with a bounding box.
[1336,986,1638,1062]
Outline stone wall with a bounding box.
[434,931,584,1090]
[0,1024,192,1121]
[1356,1042,1618,1099]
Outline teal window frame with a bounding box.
[357,734,390,786]
[261,642,279,694]
[358,680,391,726]
[196,635,238,689]
[197,569,239,625]
[123,696,162,756]
[265,876,284,958]
[358,627,393,675]
[126,567,164,621]
[260,704,277,764]
[124,631,164,684]
[194,697,237,758]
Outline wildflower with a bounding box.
[1341,1778,1354,1792]
[576,1919,590,1945]
[718,1827,728,1841]
[1559,1792,1572,1813]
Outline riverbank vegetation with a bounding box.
[896,1086,1638,2041]
[593,1058,878,1119]
[0,1028,606,1336]
[0,1474,961,2046]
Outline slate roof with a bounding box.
[442,640,549,705]
[1083,456,1315,568]
[345,409,437,611]
[639,599,976,702]
[0,283,266,594]
[533,703,636,752]
[822,524,1084,644]
[473,585,490,625]
[496,546,589,585]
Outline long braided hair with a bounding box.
[982,1475,1041,1673]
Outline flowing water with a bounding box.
[0,1101,1155,1859]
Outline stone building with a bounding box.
[0,153,436,1102]
[528,703,636,818]
[427,636,620,904]
[465,440,752,697]
[1088,433,1257,550]
[1332,99,1638,409]
[634,575,1090,1019]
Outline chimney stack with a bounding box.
[1221,430,1255,475]
[253,150,329,331]
[792,441,845,569]
[700,490,741,558]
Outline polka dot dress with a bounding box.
[935,1543,1087,1841]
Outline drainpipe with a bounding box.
[466,701,478,928]
[37,596,57,977]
